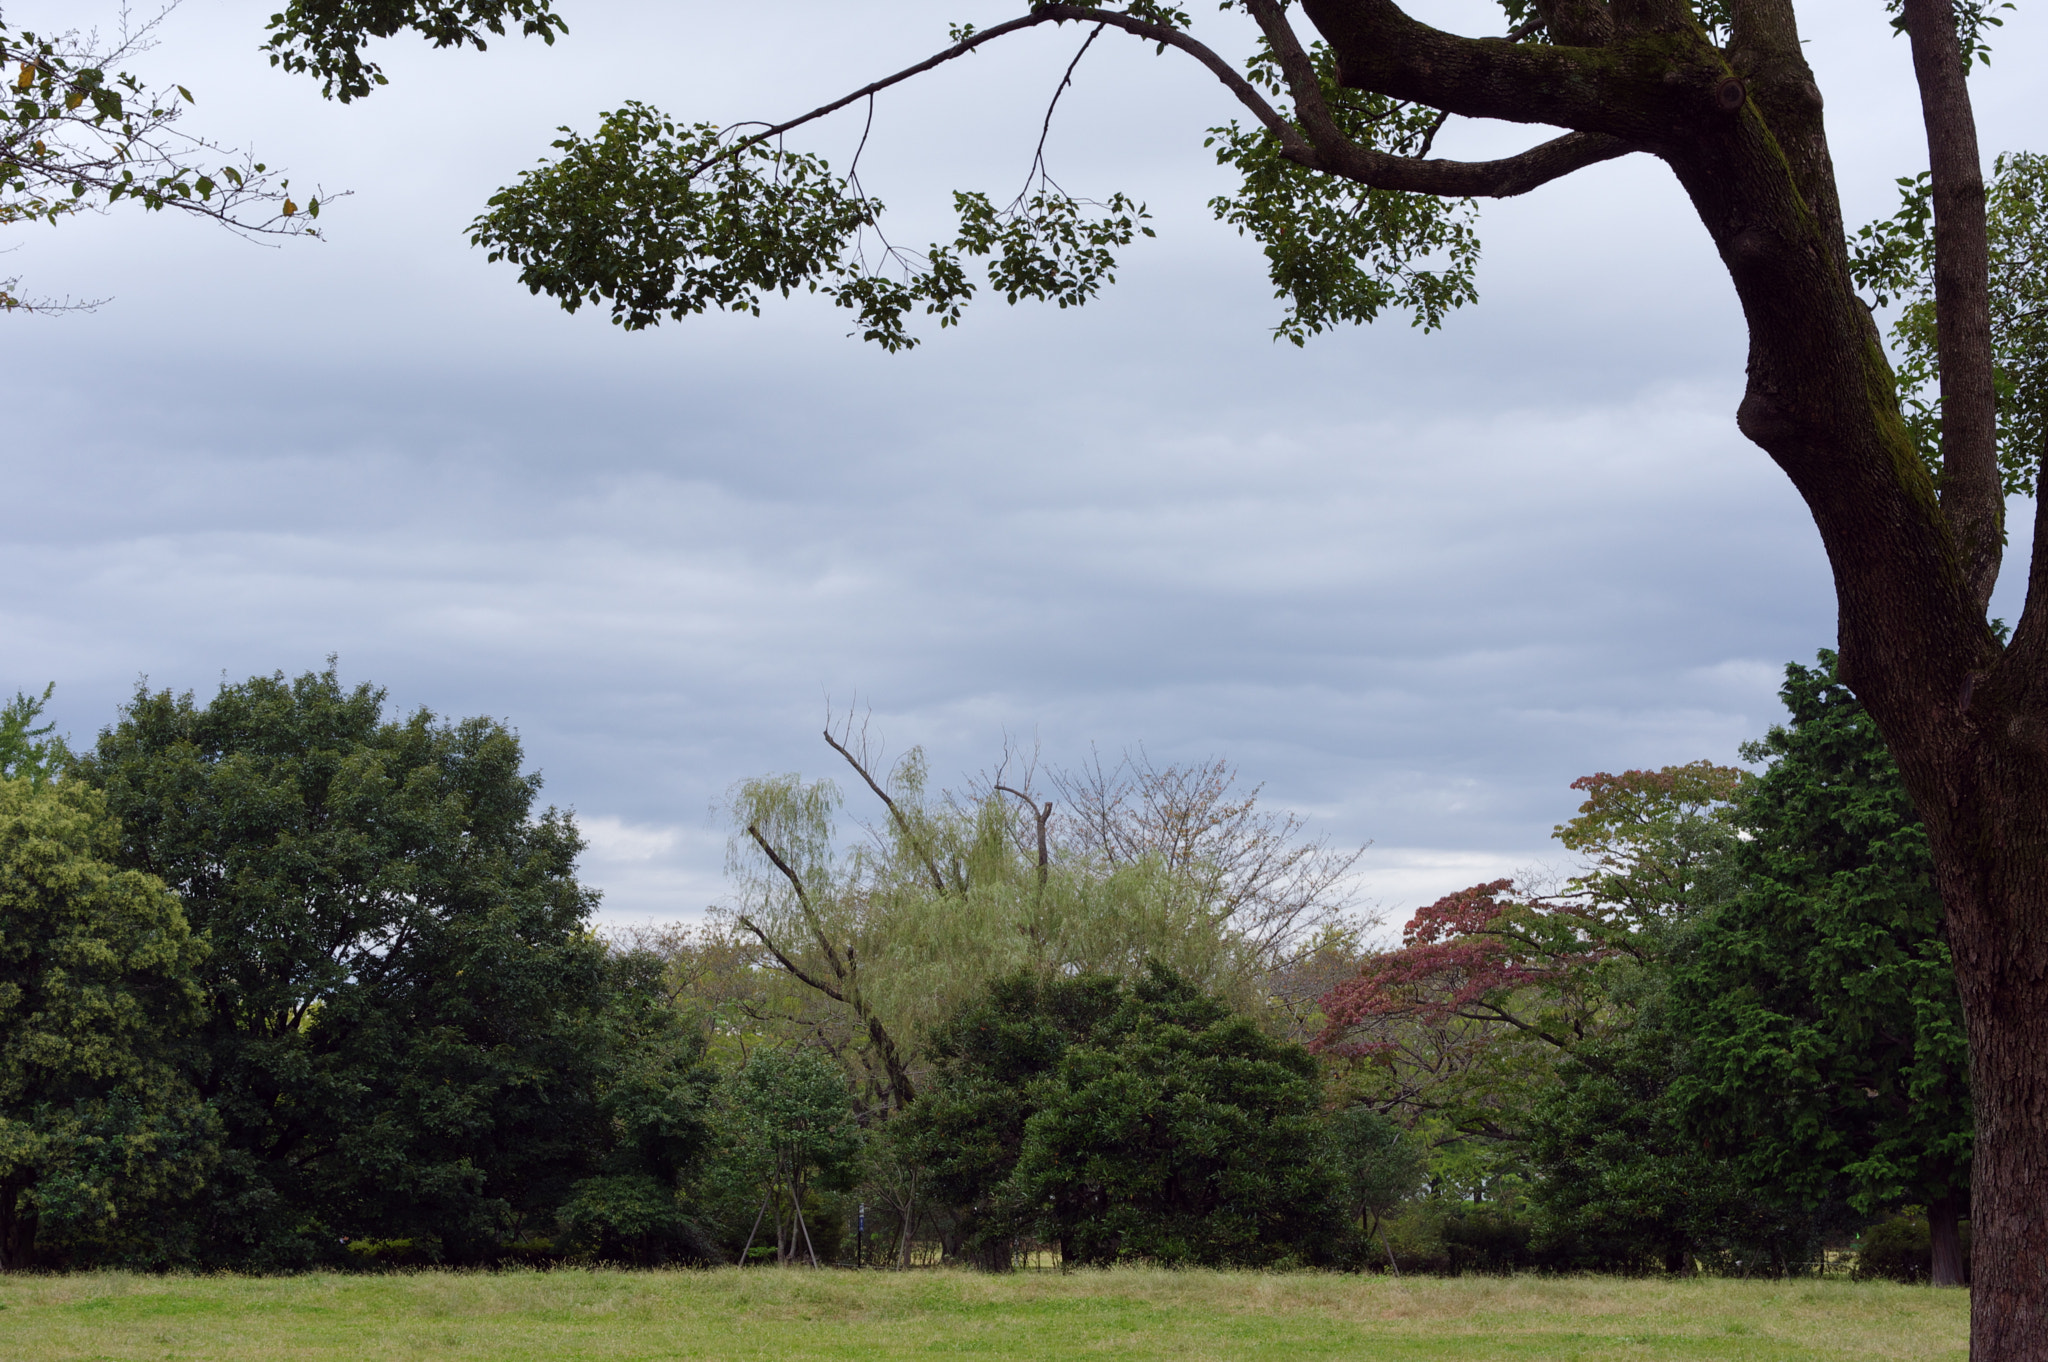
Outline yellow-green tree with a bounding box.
[0,778,212,1269]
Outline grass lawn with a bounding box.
[0,1268,1967,1361]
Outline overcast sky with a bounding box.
[4,0,2042,929]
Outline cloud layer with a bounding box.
[4,0,2041,926]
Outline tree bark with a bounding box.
[1899,0,2002,610]
[1930,1192,1968,1287]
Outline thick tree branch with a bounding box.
[1532,0,1615,46]
[736,912,847,1003]
[1241,0,1346,152]
[1311,128,1632,196]
[1900,0,2002,613]
[743,824,920,1107]
[746,823,852,983]
[1726,0,1801,66]
[1301,0,1725,141]
[1239,0,1635,195]
[736,908,919,1107]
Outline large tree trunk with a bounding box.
[1590,14,2033,1350]
[1929,1191,1968,1289]
[1931,786,2048,1348]
[0,1179,34,1272]
[1317,1,2048,1352]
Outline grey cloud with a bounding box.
[3,0,2041,925]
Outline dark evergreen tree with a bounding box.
[1670,651,1972,1285]
[1525,1021,1841,1276]
[902,964,1338,1268]
[894,971,1125,1267]
[1009,964,1340,1267]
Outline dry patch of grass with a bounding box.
[0,1267,1967,1361]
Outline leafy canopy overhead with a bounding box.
[1,12,320,311]
[261,0,568,102]
[466,4,1495,349]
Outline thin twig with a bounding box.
[1415,107,1452,159]
[691,6,1303,182]
[1014,22,1106,208]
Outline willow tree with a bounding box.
[720,723,1359,1114]
[259,0,2047,1345]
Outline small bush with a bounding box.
[1852,1213,1972,1284]
[343,1237,442,1267]
[1369,1202,1540,1275]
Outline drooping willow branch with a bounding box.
[741,823,918,1106]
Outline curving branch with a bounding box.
[1033,5,1304,146]
[738,839,921,1108]
[821,725,948,895]
[1301,0,1724,138]
[747,822,852,982]
[1309,129,1633,198]
[996,784,1054,886]
[1242,0,1345,152]
[707,12,1069,171]
[737,911,846,1002]
[1239,0,1633,198]
[697,6,1309,182]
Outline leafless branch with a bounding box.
[821,718,949,894]
[1014,22,1106,207]
[995,783,1054,883]
[695,6,1305,183]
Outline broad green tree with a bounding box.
[1672,652,1973,1284]
[892,970,1127,1266]
[723,1047,861,1266]
[74,666,617,1267]
[0,777,212,1269]
[1000,963,1339,1267]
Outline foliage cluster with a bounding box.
[1313,652,1970,1283]
[0,654,1969,1281]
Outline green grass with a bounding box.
[0,1268,1968,1361]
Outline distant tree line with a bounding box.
[0,657,1965,1280]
